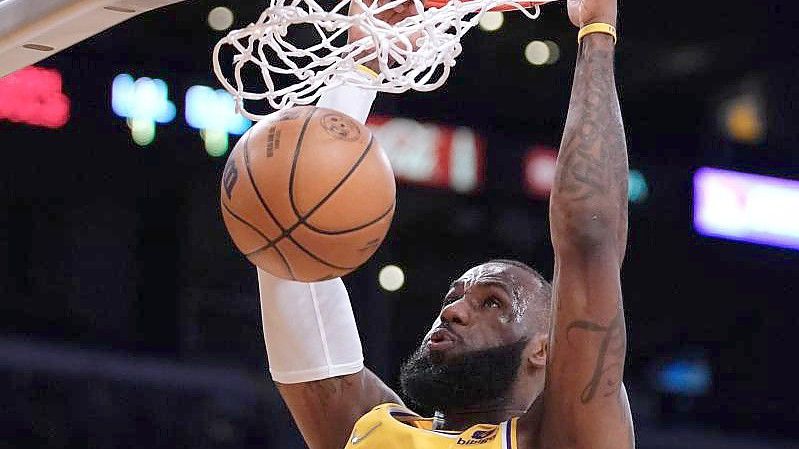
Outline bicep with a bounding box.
[537,241,633,449]
[277,368,402,449]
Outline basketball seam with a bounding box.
[221,201,296,280]
[286,132,378,233]
[243,121,293,235]
[302,201,395,235]
[242,107,358,271]
[288,120,380,228]
[243,203,393,257]
[287,115,394,235]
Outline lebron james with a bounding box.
[254,0,634,448]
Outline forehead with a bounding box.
[452,263,542,301]
[455,263,512,285]
[452,263,523,296]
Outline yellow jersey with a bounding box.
[343,403,519,449]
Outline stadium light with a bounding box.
[525,40,549,65]
[478,11,504,32]
[379,265,405,292]
[208,6,235,31]
[628,169,649,203]
[543,40,560,64]
[654,357,712,396]
[523,145,558,199]
[112,74,176,146]
[0,66,70,128]
[694,167,799,251]
[185,85,251,157]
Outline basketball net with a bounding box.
[212,0,555,120]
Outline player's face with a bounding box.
[422,263,534,363]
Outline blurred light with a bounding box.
[523,146,558,199]
[450,128,481,193]
[129,118,156,146]
[628,169,649,203]
[663,46,710,76]
[186,85,251,157]
[112,74,176,146]
[367,116,484,193]
[379,265,405,292]
[655,358,712,396]
[694,167,799,251]
[723,94,764,144]
[478,11,504,32]
[0,66,70,128]
[112,75,176,123]
[543,40,560,64]
[203,129,229,157]
[208,6,235,31]
[525,41,549,65]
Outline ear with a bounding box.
[525,332,548,369]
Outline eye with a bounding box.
[482,297,501,309]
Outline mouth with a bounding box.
[426,327,458,352]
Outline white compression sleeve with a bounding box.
[258,268,364,383]
[257,82,376,384]
[316,80,377,124]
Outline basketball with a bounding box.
[220,106,396,282]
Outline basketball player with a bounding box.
[256,0,633,448]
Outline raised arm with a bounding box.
[536,0,634,448]
[259,4,414,449]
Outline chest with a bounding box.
[344,409,518,449]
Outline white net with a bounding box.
[212,0,554,120]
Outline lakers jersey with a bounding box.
[344,403,519,449]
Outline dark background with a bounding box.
[1,1,797,448]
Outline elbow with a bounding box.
[551,204,617,251]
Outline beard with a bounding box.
[398,337,529,415]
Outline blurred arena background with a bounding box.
[1,1,797,448]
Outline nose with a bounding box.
[440,297,471,327]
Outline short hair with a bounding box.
[486,259,552,330]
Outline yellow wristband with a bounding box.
[578,23,617,45]
[356,64,379,79]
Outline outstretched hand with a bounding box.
[566,0,617,28]
[347,0,421,73]
[347,0,416,44]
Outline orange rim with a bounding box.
[423,0,547,12]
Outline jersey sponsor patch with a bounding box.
[456,428,498,445]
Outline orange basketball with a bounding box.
[220,106,396,282]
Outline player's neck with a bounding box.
[435,405,527,431]
[434,377,543,430]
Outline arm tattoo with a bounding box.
[554,37,628,231]
[566,308,626,404]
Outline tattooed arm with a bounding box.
[276,370,402,449]
[530,1,634,448]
